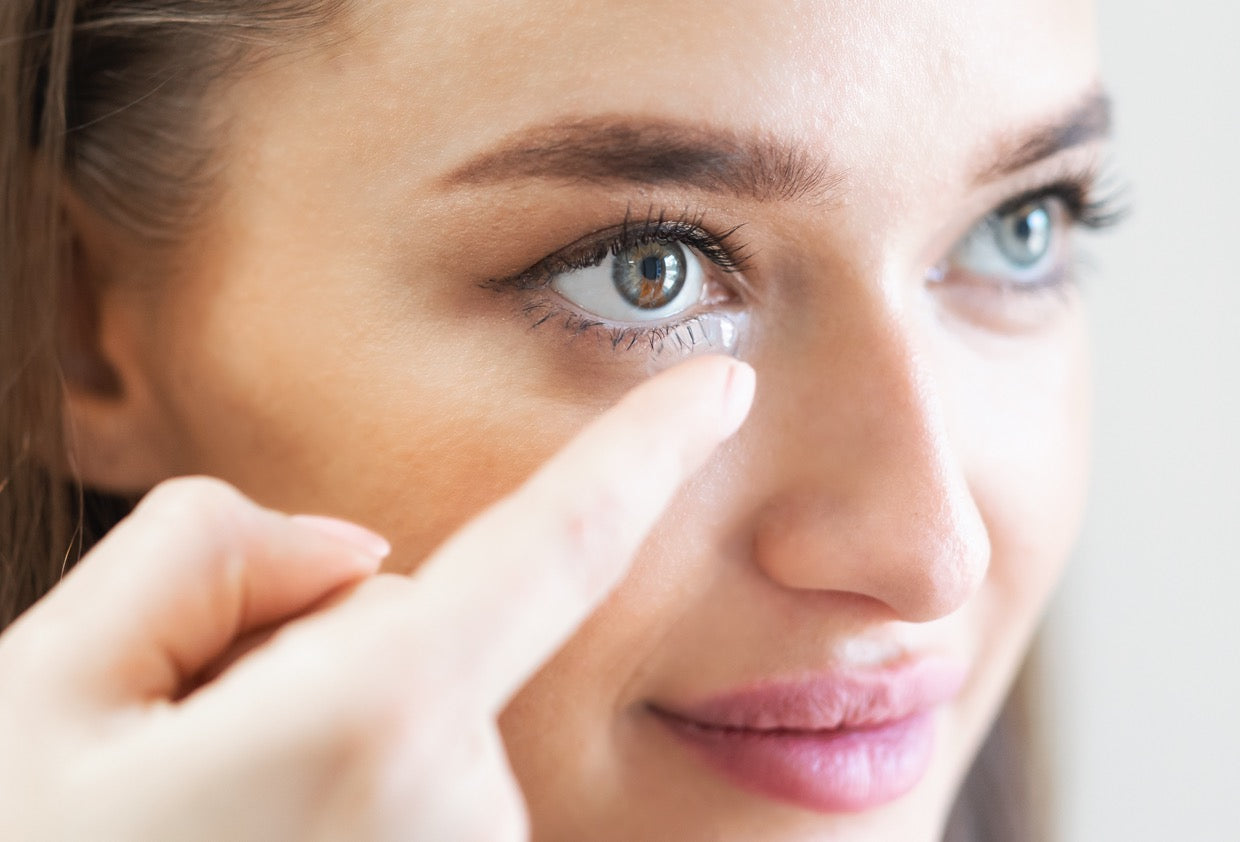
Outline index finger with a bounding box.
[416,355,755,710]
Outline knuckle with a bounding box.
[308,697,460,824]
[319,680,442,772]
[129,477,266,608]
[278,695,394,789]
[137,476,250,533]
[135,476,257,553]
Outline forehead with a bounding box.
[323,0,1099,172]
[216,0,1102,254]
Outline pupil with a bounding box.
[641,255,663,281]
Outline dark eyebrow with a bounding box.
[438,116,843,203]
[440,93,1110,201]
[975,89,1113,183]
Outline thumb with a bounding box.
[3,478,387,708]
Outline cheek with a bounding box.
[941,311,1091,629]
[141,257,616,569]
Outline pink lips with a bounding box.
[649,659,966,813]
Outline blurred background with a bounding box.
[1042,1,1240,839]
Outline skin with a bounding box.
[43,0,1100,839]
[1,361,753,840]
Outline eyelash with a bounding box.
[487,169,1129,349]
[493,207,751,292]
[994,165,1130,233]
[516,300,728,357]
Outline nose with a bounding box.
[749,290,990,623]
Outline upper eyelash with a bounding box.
[491,207,752,292]
[993,165,1131,231]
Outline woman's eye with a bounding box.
[551,240,706,322]
[950,196,1070,286]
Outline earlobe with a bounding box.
[58,191,174,496]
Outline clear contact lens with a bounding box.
[644,312,747,376]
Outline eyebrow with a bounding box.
[974,89,1113,183]
[439,117,842,203]
[440,89,1112,201]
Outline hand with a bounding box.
[0,355,755,842]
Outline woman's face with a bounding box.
[90,0,1102,838]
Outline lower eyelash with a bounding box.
[521,298,729,356]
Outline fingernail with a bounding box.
[720,361,756,436]
[291,515,392,560]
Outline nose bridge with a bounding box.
[751,289,990,623]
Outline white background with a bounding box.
[1043,1,1240,839]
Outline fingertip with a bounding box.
[653,355,756,444]
[719,359,757,438]
[290,515,391,565]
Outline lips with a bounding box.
[648,659,966,813]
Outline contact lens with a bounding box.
[644,312,748,376]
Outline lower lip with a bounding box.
[653,708,938,813]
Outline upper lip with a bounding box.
[648,657,967,733]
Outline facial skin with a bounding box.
[71,0,1103,839]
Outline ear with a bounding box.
[58,191,177,495]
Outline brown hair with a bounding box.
[0,0,346,630]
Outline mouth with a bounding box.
[646,659,966,813]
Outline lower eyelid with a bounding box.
[532,302,749,368]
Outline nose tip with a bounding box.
[878,482,991,622]
[752,467,991,623]
[747,316,992,622]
